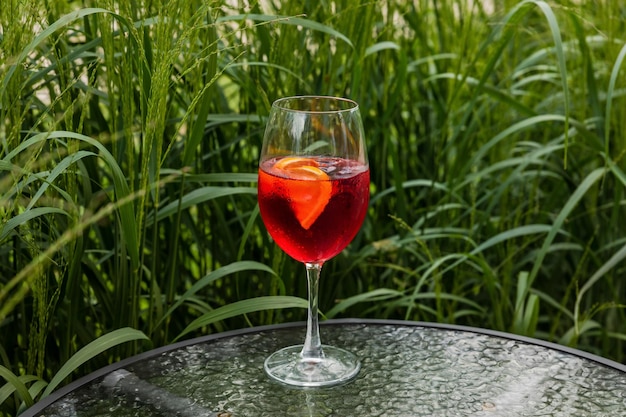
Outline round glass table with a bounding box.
[22,319,626,416]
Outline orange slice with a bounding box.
[274,157,332,230]
[274,157,319,170]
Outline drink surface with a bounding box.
[258,156,370,263]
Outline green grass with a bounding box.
[2,0,626,414]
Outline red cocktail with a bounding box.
[258,156,369,264]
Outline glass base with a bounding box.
[264,345,361,388]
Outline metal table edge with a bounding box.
[20,318,626,416]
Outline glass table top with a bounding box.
[25,320,626,417]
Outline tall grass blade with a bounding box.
[326,289,403,319]
[525,168,606,303]
[216,14,354,48]
[41,328,148,398]
[0,366,34,409]
[604,42,626,157]
[0,208,69,241]
[156,261,276,329]
[574,243,626,334]
[175,296,308,341]
[152,186,257,223]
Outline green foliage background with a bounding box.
[2,0,626,413]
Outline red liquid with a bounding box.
[258,156,369,264]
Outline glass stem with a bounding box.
[301,262,324,360]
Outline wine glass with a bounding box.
[257,96,369,387]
